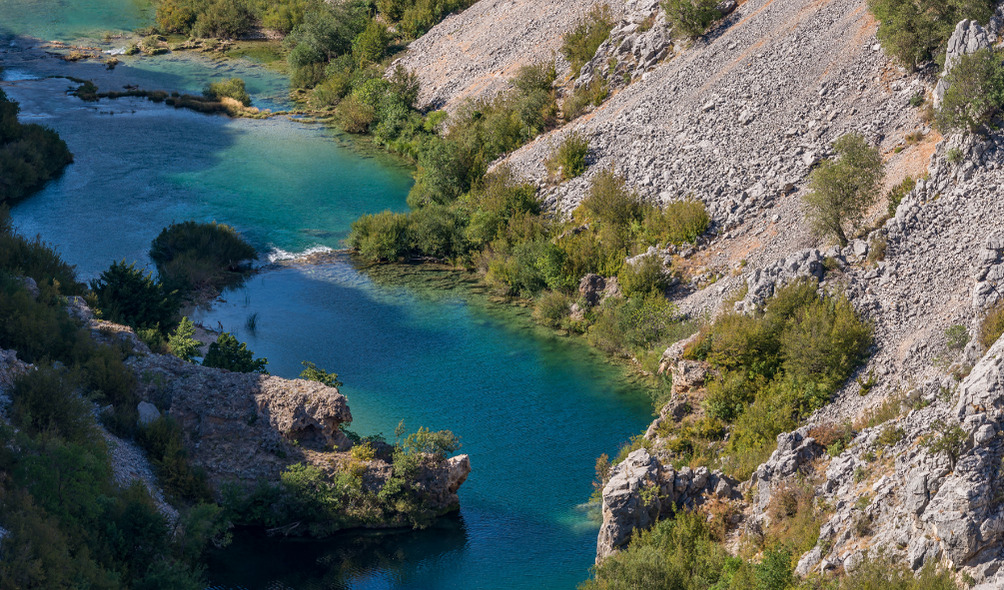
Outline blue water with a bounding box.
[1,9,655,590]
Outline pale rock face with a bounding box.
[596,447,740,561]
[933,20,992,108]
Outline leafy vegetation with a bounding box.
[581,510,794,590]
[0,220,220,588]
[149,220,256,295]
[935,47,1004,135]
[561,5,615,78]
[802,133,884,247]
[168,316,202,361]
[90,260,180,337]
[867,0,994,68]
[668,279,873,478]
[202,331,268,373]
[547,132,590,180]
[221,425,460,536]
[203,77,252,106]
[299,360,343,387]
[663,0,722,40]
[0,89,73,204]
[980,301,1004,350]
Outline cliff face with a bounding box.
[401,0,1004,582]
[78,304,471,525]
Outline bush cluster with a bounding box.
[673,279,872,479]
[935,47,1004,135]
[0,89,73,204]
[221,426,460,536]
[663,0,721,40]
[560,5,615,78]
[149,220,256,295]
[0,222,222,589]
[547,132,590,180]
[202,332,268,373]
[868,0,993,68]
[802,133,884,247]
[203,77,252,106]
[980,301,1004,350]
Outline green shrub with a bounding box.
[335,95,377,133]
[886,176,915,216]
[561,5,614,78]
[588,292,683,353]
[547,132,590,180]
[348,210,411,261]
[90,260,180,333]
[640,198,710,246]
[156,0,200,33]
[945,324,970,351]
[400,427,460,460]
[299,360,343,387]
[461,168,541,249]
[9,366,94,444]
[352,19,389,65]
[618,254,672,297]
[578,169,644,230]
[407,204,463,260]
[202,332,268,373]
[136,416,212,503]
[868,0,993,69]
[149,221,256,295]
[838,554,959,589]
[533,291,573,328]
[192,0,254,38]
[936,47,1004,134]
[168,317,201,362]
[0,208,80,291]
[663,0,721,39]
[980,301,1004,349]
[203,78,251,106]
[0,279,81,363]
[0,90,73,205]
[563,78,608,120]
[802,133,885,247]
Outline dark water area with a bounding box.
[0,9,656,589]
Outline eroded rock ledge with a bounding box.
[76,302,471,527]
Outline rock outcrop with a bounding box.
[596,447,741,561]
[77,304,471,523]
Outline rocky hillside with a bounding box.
[394,0,611,111]
[399,0,1004,584]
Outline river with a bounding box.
[0,8,654,589]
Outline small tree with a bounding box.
[936,47,1004,135]
[802,133,884,247]
[90,260,179,333]
[663,0,721,39]
[546,133,590,180]
[202,332,267,373]
[299,361,343,387]
[168,317,201,362]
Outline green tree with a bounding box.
[299,361,343,387]
[802,133,884,247]
[936,47,1004,134]
[90,259,179,333]
[202,332,268,373]
[168,317,201,362]
[663,0,721,39]
[352,19,390,65]
[868,0,993,69]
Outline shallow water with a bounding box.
[1,9,655,590]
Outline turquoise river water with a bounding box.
[0,9,654,590]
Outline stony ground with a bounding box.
[393,0,611,111]
[398,0,1004,582]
